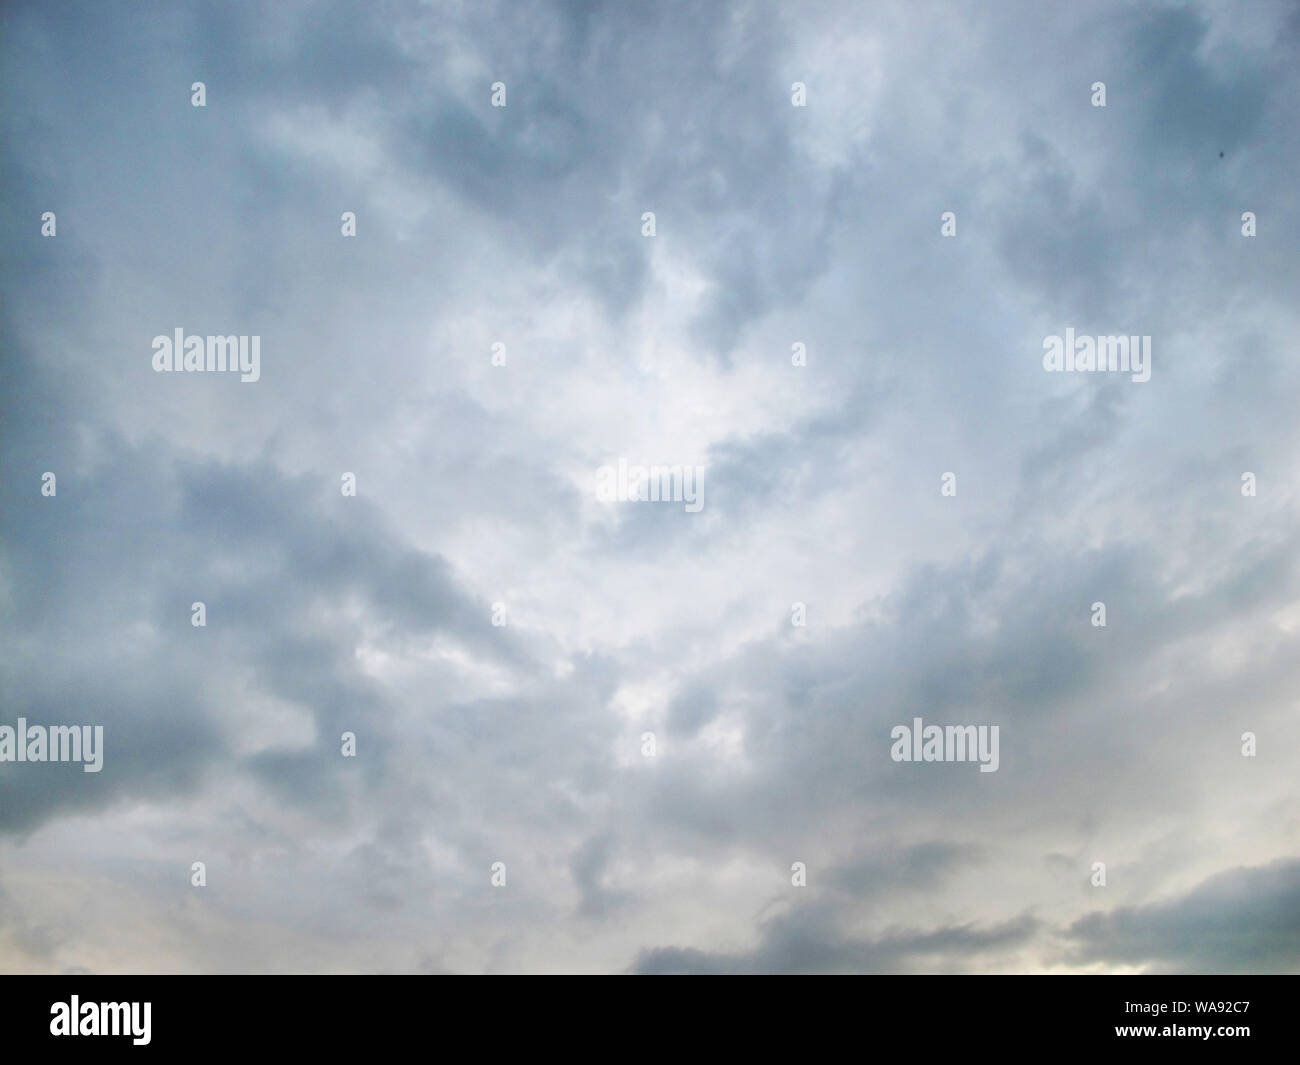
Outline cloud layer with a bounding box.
[1,0,1298,973]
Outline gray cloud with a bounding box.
[633,904,1040,974]
[1065,858,1300,974]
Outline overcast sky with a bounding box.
[2,0,1299,974]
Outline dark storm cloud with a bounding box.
[824,841,983,896]
[1065,858,1300,974]
[0,342,543,834]
[632,904,1039,974]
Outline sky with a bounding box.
[1,0,1298,974]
